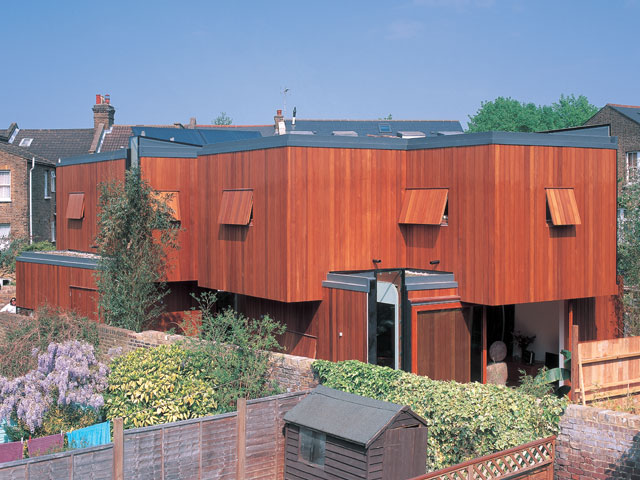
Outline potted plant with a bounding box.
[513,330,536,364]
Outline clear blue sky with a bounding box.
[1,0,638,129]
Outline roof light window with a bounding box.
[378,124,392,133]
[19,138,33,147]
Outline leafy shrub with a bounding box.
[313,360,566,471]
[182,291,285,409]
[0,341,107,440]
[104,345,219,428]
[0,237,55,273]
[0,306,99,378]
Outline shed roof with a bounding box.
[283,385,425,448]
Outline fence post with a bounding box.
[571,325,579,403]
[237,398,247,479]
[113,417,124,480]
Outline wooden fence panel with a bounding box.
[0,391,307,480]
[574,332,640,403]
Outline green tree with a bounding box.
[94,166,179,332]
[618,181,640,335]
[213,112,232,125]
[467,94,598,133]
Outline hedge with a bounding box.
[313,360,566,471]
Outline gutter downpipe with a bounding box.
[29,157,35,244]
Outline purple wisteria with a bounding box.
[0,341,108,433]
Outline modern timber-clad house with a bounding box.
[17,125,619,383]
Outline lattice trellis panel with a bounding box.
[416,437,555,480]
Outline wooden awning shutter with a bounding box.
[546,188,581,226]
[66,193,85,220]
[152,191,180,221]
[218,189,253,225]
[398,188,448,225]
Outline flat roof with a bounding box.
[199,130,617,156]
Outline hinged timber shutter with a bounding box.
[546,188,581,226]
[218,189,253,225]
[399,188,448,225]
[152,191,180,221]
[66,193,85,220]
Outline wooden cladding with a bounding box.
[398,188,448,225]
[546,188,581,226]
[152,191,180,221]
[66,193,85,220]
[218,189,253,225]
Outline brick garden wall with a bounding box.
[556,404,640,479]
[96,324,318,393]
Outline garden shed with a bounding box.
[283,385,428,480]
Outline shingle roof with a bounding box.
[608,104,640,126]
[283,385,425,448]
[0,142,53,165]
[11,128,94,161]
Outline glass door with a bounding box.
[376,281,399,368]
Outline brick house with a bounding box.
[0,141,55,243]
[583,104,640,187]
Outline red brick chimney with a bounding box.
[92,94,115,131]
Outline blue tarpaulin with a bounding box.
[67,421,111,449]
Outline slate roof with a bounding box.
[130,126,261,145]
[283,385,425,448]
[199,119,463,138]
[100,125,133,152]
[0,142,53,166]
[281,119,463,137]
[608,104,640,126]
[10,128,94,161]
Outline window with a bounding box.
[627,152,640,184]
[398,188,449,225]
[299,427,325,467]
[50,171,56,193]
[66,193,85,220]
[44,171,50,199]
[19,138,33,147]
[0,171,10,202]
[378,123,392,133]
[218,189,253,225]
[51,219,56,243]
[151,191,180,221]
[545,188,581,226]
[0,224,10,250]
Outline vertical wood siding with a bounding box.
[237,288,368,362]
[57,159,126,252]
[198,144,615,307]
[414,309,470,382]
[140,157,198,282]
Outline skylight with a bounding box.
[378,124,392,133]
[332,131,358,137]
[19,138,33,147]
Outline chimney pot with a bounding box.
[96,94,102,105]
[277,109,282,116]
[105,94,110,104]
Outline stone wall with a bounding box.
[556,404,640,480]
[96,323,318,393]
